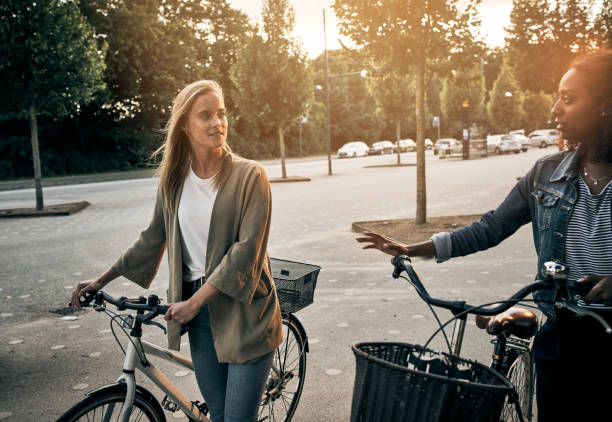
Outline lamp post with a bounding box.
[298,116,307,157]
[323,9,367,175]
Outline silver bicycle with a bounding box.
[56,290,308,422]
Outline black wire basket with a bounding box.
[270,258,320,313]
[351,342,514,422]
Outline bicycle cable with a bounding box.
[97,304,150,366]
[422,298,551,352]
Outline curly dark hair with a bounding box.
[561,49,612,160]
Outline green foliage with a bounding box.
[521,91,554,133]
[311,50,383,148]
[367,70,415,125]
[441,65,486,120]
[0,0,106,119]
[482,48,503,92]
[505,0,597,95]
[78,0,210,129]
[231,0,312,149]
[594,0,612,48]
[487,64,523,133]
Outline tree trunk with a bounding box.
[29,103,44,210]
[415,57,427,224]
[396,119,401,165]
[279,125,287,179]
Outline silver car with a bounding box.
[487,134,521,155]
[528,129,559,148]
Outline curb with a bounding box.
[0,201,90,218]
[269,176,311,183]
[363,163,416,168]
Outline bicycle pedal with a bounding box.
[161,395,179,412]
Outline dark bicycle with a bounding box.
[351,257,612,422]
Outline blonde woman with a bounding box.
[71,80,283,422]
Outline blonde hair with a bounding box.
[152,80,232,211]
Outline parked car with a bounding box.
[337,141,369,158]
[487,134,521,155]
[433,138,461,157]
[528,129,559,148]
[505,133,530,152]
[368,140,394,155]
[393,138,416,153]
[424,138,434,150]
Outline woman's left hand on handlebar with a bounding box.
[164,300,200,325]
[580,275,612,305]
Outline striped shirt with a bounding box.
[564,176,612,282]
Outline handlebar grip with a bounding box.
[391,255,411,278]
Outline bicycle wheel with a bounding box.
[259,316,307,422]
[500,349,535,422]
[57,383,166,422]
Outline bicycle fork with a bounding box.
[449,316,467,356]
[116,338,141,422]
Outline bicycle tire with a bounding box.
[500,349,535,422]
[56,383,166,422]
[258,316,307,422]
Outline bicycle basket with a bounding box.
[351,342,514,422]
[270,258,320,313]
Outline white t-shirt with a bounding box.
[178,166,219,282]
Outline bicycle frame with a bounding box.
[116,335,209,422]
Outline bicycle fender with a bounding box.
[284,312,309,353]
[83,382,158,405]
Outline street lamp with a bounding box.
[323,8,367,175]
[505,91,513,97]
[298,116,307,157]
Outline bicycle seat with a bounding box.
[475,307,538,339]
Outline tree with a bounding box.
[78,0,207,128]
[0,0,106,209]
[521,91,554,133]
[311,49,382,149]
[232,0,312,178]
[505,0,596,95]
[487,64,523,133]
[440,65,486,124]
[333,0,482,224]
[366,70,415,164]
[594,0,612,48]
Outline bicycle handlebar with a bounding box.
[392,255,612,333]
[82,291,169,317]
[392,255,552,317]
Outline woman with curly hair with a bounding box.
[357,49,612,421]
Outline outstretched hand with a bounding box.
[356,231,408,256]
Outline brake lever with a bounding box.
[142,319,167,334]
[558,302,612,334]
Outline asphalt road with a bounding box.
[0,148,553,421]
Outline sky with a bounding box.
[227,0,515,58]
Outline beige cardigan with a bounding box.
[112,153,283,363]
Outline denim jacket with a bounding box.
[432,149,609,319]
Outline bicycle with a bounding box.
[350,257,612,422]
[57,258,320,422]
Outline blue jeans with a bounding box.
[187,304,273,422]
